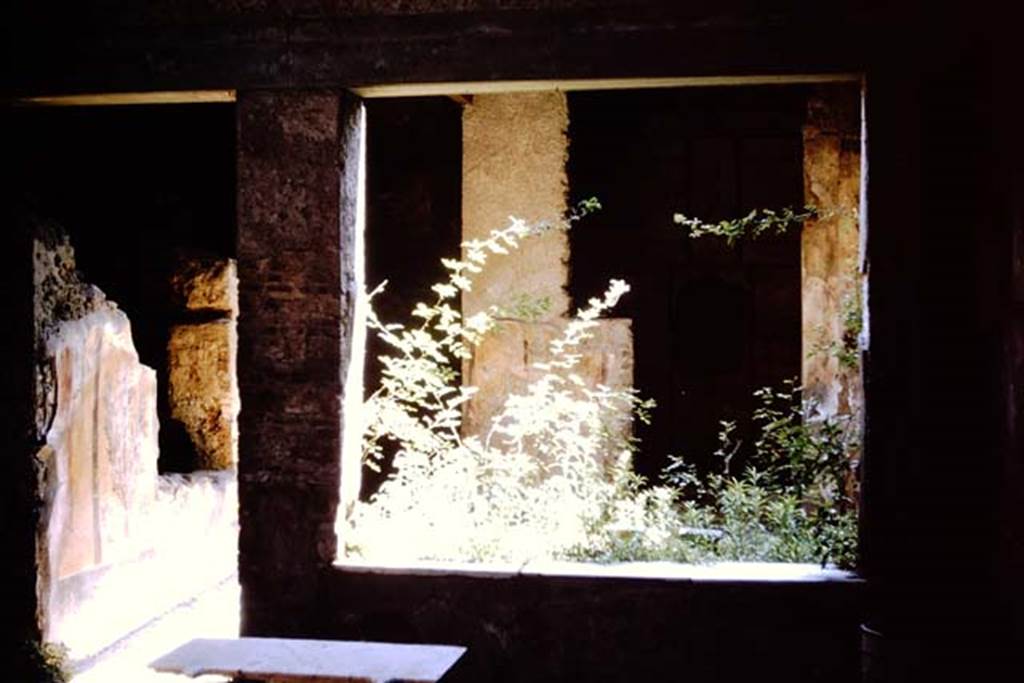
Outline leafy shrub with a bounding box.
[346,208,660,563]
[661,381,859,567]
[343,207,859,569]
[672,206,817,247]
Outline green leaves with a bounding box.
[672,206,818,247]
[346,206,661,564]
[345,200,858,570]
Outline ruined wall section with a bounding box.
[460,92,635,448]
[463,318,634,458]
[32,221,236,662]
[167,255,240,470]
[802,84,863,422]
[33,222,111,437]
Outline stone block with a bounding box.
[150,637,466,681]
[463,318,634,444]
[168,320,239,470]
[169,256,239,316]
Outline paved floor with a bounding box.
[72,577,239,683]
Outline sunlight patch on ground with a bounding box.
[72,577,239,683]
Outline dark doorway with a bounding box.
[567,86,807,479]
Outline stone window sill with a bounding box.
[333,558,860,584]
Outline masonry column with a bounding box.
[460,92,634,443]
[802,84,863,420]
[461,92,571,320]
[236,90,362,635]
[461,92,569,436]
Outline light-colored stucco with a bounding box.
[802,85,863,421]
[461,92,570,320]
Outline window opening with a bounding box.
[338,82,864,573]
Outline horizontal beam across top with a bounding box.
[353,73,862,98]
[2,8,888,99]
[9,90,236,107]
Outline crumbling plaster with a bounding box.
[31,222,237,661]
[801,84,863,421]
[459,92,636,451]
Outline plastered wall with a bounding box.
[801,84,863,421]
[461,92,571,320]
[32,224,237,661]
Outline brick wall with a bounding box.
[236,90,362,634]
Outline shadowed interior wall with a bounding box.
[323,567,862,683]
[1,200,40,673]
[996,37,1024,649]
[567,87,805,479]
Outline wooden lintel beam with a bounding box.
[8,90,236,107]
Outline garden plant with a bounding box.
[342,203,859,569]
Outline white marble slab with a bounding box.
[150,637,466,682]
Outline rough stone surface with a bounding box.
[169,255,239,316]
[32,229,238,661]
[33,228,110,439]
[802,84,863,421]
[33,229,108,336]
[236,90,360,634]
[463,318,634,448]
[460,92,612,455]
[461,92,570,320]
[167,320,239,470]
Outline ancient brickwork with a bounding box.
[236,90,360,634]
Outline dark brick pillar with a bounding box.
[236,90,362,635]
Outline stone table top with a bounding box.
[150,637,466,682]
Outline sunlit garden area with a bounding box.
[340,207,859,568]
[337,83,864,573]
[332,85,863,573]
